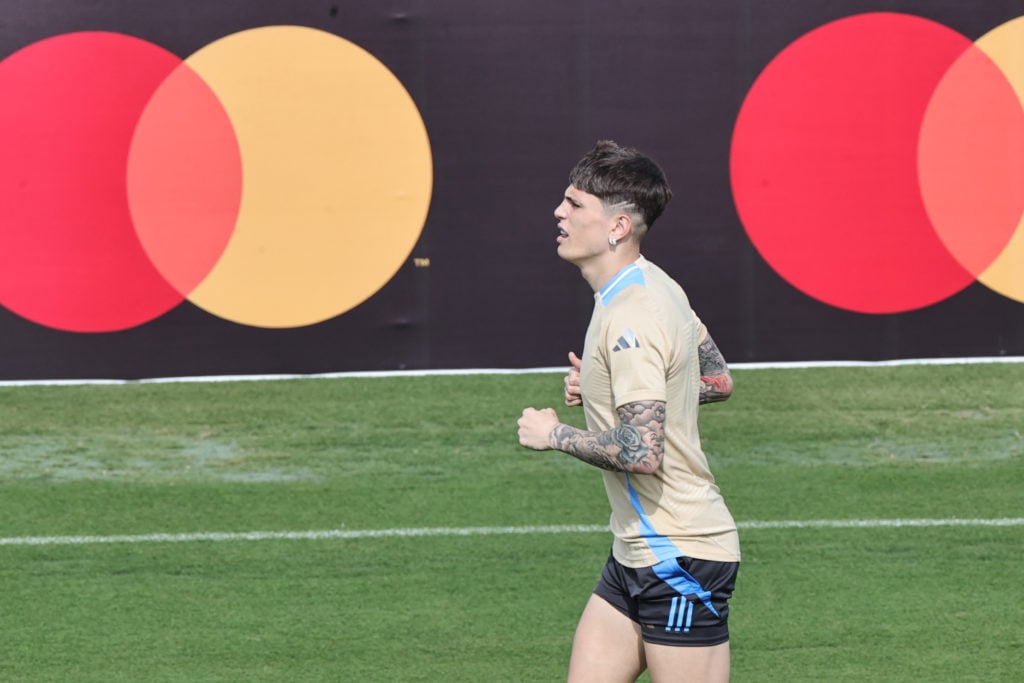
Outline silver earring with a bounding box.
[609,236,617,246]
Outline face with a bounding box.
[553,186,615,265]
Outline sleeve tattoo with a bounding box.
[698,334,734,404]
[549,400,666,474]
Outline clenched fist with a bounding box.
[564,351,583,407]
[517,407,560,450]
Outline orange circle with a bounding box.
[171,26,433,328]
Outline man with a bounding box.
[517,141,740,682]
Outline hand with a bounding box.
[564,351,582,407]
[517,407,560,450]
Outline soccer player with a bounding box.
[517,141,740,682]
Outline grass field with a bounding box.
[1,363,1022,681]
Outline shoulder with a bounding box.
[601,282,656,325]
[643,260,691,305]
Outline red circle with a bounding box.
[730,13,1017,314]
[0,32,240,332]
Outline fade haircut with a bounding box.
[568,140,673,233]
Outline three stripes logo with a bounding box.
[667,596,695,633]
[612,328,640,352]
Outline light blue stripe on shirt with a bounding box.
[599,261,646,306]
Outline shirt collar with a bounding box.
[598,257,646,306]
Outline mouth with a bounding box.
[557,227,568,243]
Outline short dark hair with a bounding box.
[568,140,672,230]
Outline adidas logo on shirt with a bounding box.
[612,328,640,352]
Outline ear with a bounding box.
[609,211,633,243]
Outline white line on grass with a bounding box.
[1,518,1021,547]
[2,355,1023,386]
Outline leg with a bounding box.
[567,594,646,683]
[644,640,730,683]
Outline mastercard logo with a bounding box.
[731,12,1024,314]
[0,26,432,332]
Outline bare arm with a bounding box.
[698,333,733,404]
[548,400,666,474]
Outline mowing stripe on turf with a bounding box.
[1,518,1021,547]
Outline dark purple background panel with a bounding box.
[0,0,1021,379]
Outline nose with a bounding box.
[554,200,568,220]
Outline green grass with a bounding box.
[1,364,1022,681]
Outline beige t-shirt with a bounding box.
[579,256,741,566]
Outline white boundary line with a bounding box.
[1,355,1022,387]
[2,518,1021,547]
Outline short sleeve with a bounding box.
[695,313,708,345]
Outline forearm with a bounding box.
[698,333,733,404]
[700,372,733,404]
[548,400,665,474]
[549,423,656,473]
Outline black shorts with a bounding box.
[593,552,739,647]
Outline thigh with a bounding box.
[644,640,731,683]
[568,594,646,683]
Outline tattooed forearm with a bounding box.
[549,400,665,474]
[550,424,650,471]
[700,373,733,403]
[698,334,733,404]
